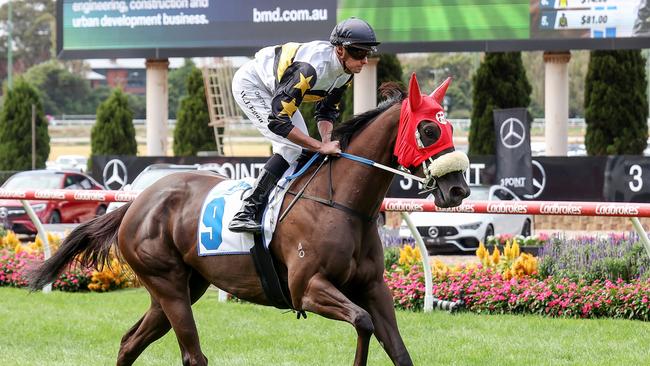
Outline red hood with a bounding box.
[394,73,454,168]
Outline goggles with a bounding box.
[345,46,373,60]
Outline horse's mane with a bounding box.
[332,82,406,150]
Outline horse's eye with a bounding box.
[416,120,441,148]
[424,126,436,138]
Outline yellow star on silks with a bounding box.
[292,73,313,96]
[279,98,298,117]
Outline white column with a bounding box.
[543,51,571,156]
[145,59,169,156]
[353,57,379,114]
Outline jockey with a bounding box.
[229,17,380,233]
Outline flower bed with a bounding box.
[385,265,650,320]
[384,236,650,321]
[538,233,650,282]
[0,230,138,292]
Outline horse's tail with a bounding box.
[27,202,132,291]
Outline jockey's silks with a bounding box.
[394,73,454,169]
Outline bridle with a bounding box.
[279,149,465,223]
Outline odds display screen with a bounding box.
[531,0,645,39]
[58,0,650,58]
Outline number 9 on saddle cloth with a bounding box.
[198,154,316,256]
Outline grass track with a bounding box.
[1,287,649,365]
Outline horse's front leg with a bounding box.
[298,273,374,366]
[359,280,414,366]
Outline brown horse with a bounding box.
[29,74,469,366]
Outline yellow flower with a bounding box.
[476,242,487,261]
[3,231,20,248]
[491,246,501,265]
[504,241,512,260]
[413,246,422,262]
[512,242,521,258]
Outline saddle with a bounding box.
[198,154,324,314]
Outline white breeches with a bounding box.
[232,62,307,164]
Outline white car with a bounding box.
[106,164,211,213]
[46,155,88,172]
[398,185,533,254]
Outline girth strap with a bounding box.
[285,191,376,222]
[284,157,377,223]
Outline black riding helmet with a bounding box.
[329,17,380,52]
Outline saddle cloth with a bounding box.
[197,168,296,256]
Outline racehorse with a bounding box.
[28,74,470,366]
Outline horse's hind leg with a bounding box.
[117,272,210,366]
[298,273,374,366]
[117,299,170,366]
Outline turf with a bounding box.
[0,287,648,365]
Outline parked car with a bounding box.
[106,164,210,213]
[46,155,88,172]
[398,185,533,254]
[0,170,106,235]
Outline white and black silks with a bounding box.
[242,41,353,138]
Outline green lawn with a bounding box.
[0,287,648,365]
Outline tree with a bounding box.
[584,50,648,155]
[91,88,137,158]
[521,51,545,118]
[23,60,94,115]
[168,59,196,119]
[173,68,217,156]
[0,79,49,170]
[469,52,532,155]
[0,1,56,87]
[400,53,478,118]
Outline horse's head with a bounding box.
[394,73,470,208]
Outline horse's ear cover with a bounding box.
[394,73,455,168]
[431,77,451,105]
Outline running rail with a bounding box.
[4,188,650,311]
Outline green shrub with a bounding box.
[469,52,531,155]
[173,68,217,156]
[584,50,648,155]
[383,246,401,271]
[0,79,50,170]
[90,88,137,159]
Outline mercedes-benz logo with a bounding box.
[102,159,128,190]
[428,226,439,238]
[499,117,526,149]
[523,160,546,199]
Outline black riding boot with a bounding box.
[229,154,289,233]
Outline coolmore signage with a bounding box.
[493,108,533,197]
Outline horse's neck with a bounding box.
[329,105,401,218]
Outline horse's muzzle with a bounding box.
[432,171,470,208]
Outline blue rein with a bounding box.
[285,152,377,182]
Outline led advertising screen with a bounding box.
[58,0,650,58]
